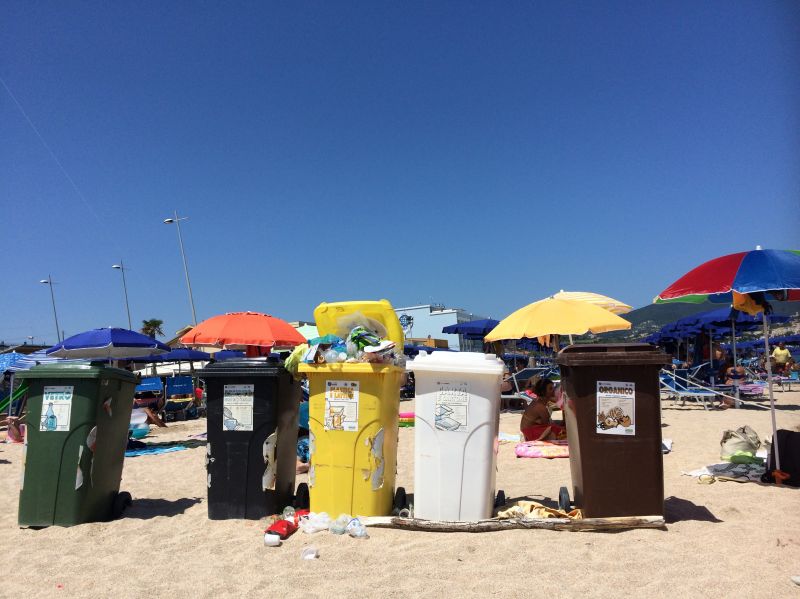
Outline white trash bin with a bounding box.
[409,351,505,521]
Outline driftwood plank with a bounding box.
[362,515,665,533]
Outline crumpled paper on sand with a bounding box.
[497,500,582,520]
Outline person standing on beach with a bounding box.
[771,342,791,374]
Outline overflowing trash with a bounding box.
[285,313,406,380]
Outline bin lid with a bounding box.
[199,358,286,378]
[408,351,505,375]
[298,362,404,374]
[556,343,669,367]
[313,300,404,348]
[15,362,138,383]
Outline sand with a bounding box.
[2,391,799,599]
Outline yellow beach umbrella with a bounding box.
[484,297,631,342]
[552,290,633,315]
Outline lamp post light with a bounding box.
[163,211,197,325]
[111,262,132,329]
[27,335,34,346]
[39,275,61,342]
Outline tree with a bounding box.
[141,319,165,339]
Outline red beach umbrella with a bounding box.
[181,312,306,351]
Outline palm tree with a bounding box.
[141,319,165,339]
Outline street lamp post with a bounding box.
[111,262,132,329]
[164,211,197,325]
[39,275,61,343]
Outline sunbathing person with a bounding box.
[520,378,565,441]
[724,362,747,386]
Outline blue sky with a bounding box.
[2,1,799,344]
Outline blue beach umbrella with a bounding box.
[129,347,211,363]
[212,350,246,361]
[47,328,170,359]
[442,319,500,336]
[0,352,25,372]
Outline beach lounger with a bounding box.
[660,371,717,410]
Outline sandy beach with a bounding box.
[2,392,799,599]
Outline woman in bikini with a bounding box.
[520,378,565,441]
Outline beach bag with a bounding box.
[761,430,800,487]
[720,425,761,462]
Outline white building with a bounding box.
[394,304,490,351]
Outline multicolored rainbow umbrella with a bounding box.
[654,248,800,482]
[654,249,800,304]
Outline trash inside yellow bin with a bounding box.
[298,299,404,517]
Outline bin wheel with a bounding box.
[394,487,408,511]
[558,487,571,512]
[112,491,132,519]
[494,489,506,509]
[294,483,310,509]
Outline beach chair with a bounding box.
[501,367,550,411]
[163,376,198,421]
[660,371,717,410]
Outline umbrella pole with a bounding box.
[762,313,780,472]
[731,318,739,408]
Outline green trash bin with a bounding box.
[16,363,138,527]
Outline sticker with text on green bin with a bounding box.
[596,381,635,436]
[40,386,74,432]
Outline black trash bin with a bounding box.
[556,344,669,518]
[200,358,299,520]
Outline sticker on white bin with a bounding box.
[223,384,254,431]
[40,386,74,432]
[325,380,359,431]
[596,381,635,436]
[434,381,469,432]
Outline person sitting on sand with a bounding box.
[520,378,565,441]
[724,361,747,386]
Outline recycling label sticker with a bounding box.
[434,381,469,432]
[40,386,74,432]
[223,384,254,431]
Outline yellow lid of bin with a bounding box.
[313,299,404,348]
[298,362,403,374]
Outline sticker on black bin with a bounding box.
[223,384,254,431]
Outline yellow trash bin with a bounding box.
[299,300,404,517]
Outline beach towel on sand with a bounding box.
[515,440,569,458]
[125,445,187,457]
[497,500,581,520]
[683,462,765,483]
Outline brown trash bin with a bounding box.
[557,344,669,518]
